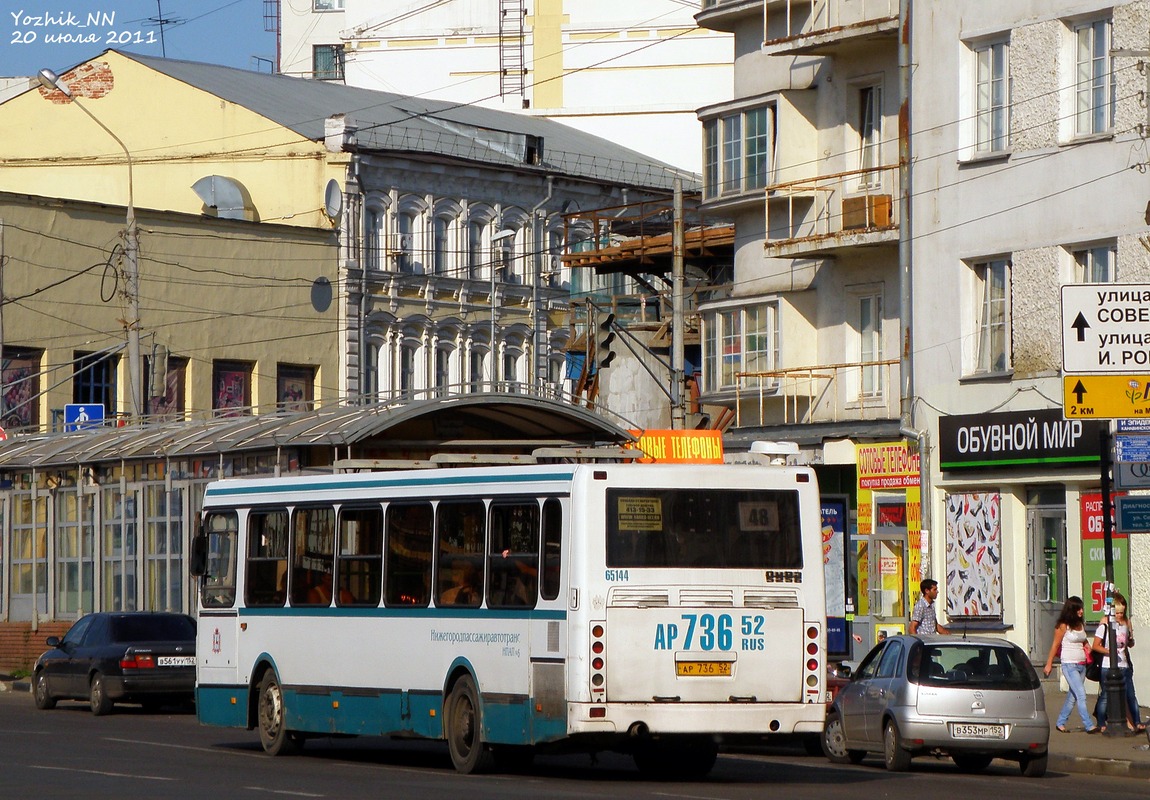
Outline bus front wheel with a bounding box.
[445,674,493,774]
[258,671,302,756]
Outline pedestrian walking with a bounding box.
[1091,591,1145,734]
[1043,595,1100,733]
[910,578,950,635]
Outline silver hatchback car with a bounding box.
[822,634,1049,777]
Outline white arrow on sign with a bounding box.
[1061,284,1150,374]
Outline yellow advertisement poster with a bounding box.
[856,440,923,602]
[616,497,663,531]
[628,430,724,463]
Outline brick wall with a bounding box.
[0,622,72,673]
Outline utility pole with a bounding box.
[670,179,686,430]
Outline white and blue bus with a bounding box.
[191,459,827,776]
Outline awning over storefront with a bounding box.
[0,395,634,470]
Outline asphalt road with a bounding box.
[3,691,1149,800]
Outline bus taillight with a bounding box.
[803,622,823,698]
[590,621,607,696]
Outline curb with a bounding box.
[0,680,29,693]
[1050,752,1150,778]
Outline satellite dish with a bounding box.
[324,179,343,220]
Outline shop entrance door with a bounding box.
[1027,507,1066,660]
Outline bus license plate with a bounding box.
[951,723,1005,739]
[676,661,732,677]
[157,656,196,667]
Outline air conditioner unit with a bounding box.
[398,234,413,251]
[550,255,562,271]
[842,194,893,230]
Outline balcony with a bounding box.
[697,0,765,33]
[762,0,899,56]
[734,359,899,427]
[764,163,899,258]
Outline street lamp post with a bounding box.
[37,68,143,421]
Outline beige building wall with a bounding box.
[0,193,339,425]
[1,52,342,230]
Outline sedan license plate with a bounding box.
[951,723,1005,739]
[676,661,732,677]
[157,656,196,667]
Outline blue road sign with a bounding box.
[1115,433,1150,462]
[1117,496,1150,533]
[1118,419,1150,433]
[64,403,105,431]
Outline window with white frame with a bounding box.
[364,206,384,271]
[468,219,486,279]
[434,347,452,396]
[432,215,451,276]
[975,40,1010,153]
[971,259,1010,374]
[396,211,417,274]
[856,85,882,187]
[1074,243,1116,282]
[858,293,884,397]
[313,0,345,9]
[702,301,780,392]
[1073,17,1114,136]
[702,104,775,198]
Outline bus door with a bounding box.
[196,511,241,688]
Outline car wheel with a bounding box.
[822,711,851,763]
[1020,752,1048,778]
[89,673,114,716]
[257,671,302,756]
[882,720,911,772]
[33,671,56,710]
[445,674,493,774]
[952,753,993,773]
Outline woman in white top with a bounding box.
[1043,595,1099,733]
[1091,591,1144,733]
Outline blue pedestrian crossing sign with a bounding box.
[64,404,105,431]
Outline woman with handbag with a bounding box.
[1044,595,1101,733]
[1091,591,1145,733]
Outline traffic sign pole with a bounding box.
[1098,428,1126,737]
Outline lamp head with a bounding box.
[37,68,72,97]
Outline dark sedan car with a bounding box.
[33,611,197,715]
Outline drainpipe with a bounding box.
[531,176,555,391]
[898,2,929,576]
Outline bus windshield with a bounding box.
[605,488,803,569]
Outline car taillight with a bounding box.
[120,653,156,669]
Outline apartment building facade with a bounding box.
[698,0,1150,681]
[910,1,1150,676]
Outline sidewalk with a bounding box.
[1,674,1149,777]
[1042,678,1150,778]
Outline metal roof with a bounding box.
[114,51,698,194]
[0,395,634,470]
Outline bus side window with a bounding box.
[384,502,433,607]
[201,511,238,608]
[487,501,539,609]
[436,501,485,608]
[246,509,289,607]
[337,506,383,606]
[291,506,335,607]
[541,498,562,601]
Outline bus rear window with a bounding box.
[605,488,803,568]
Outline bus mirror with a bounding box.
[190,533,208,577]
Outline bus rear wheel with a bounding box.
[258,671,302,756]
[445,674,493,774]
